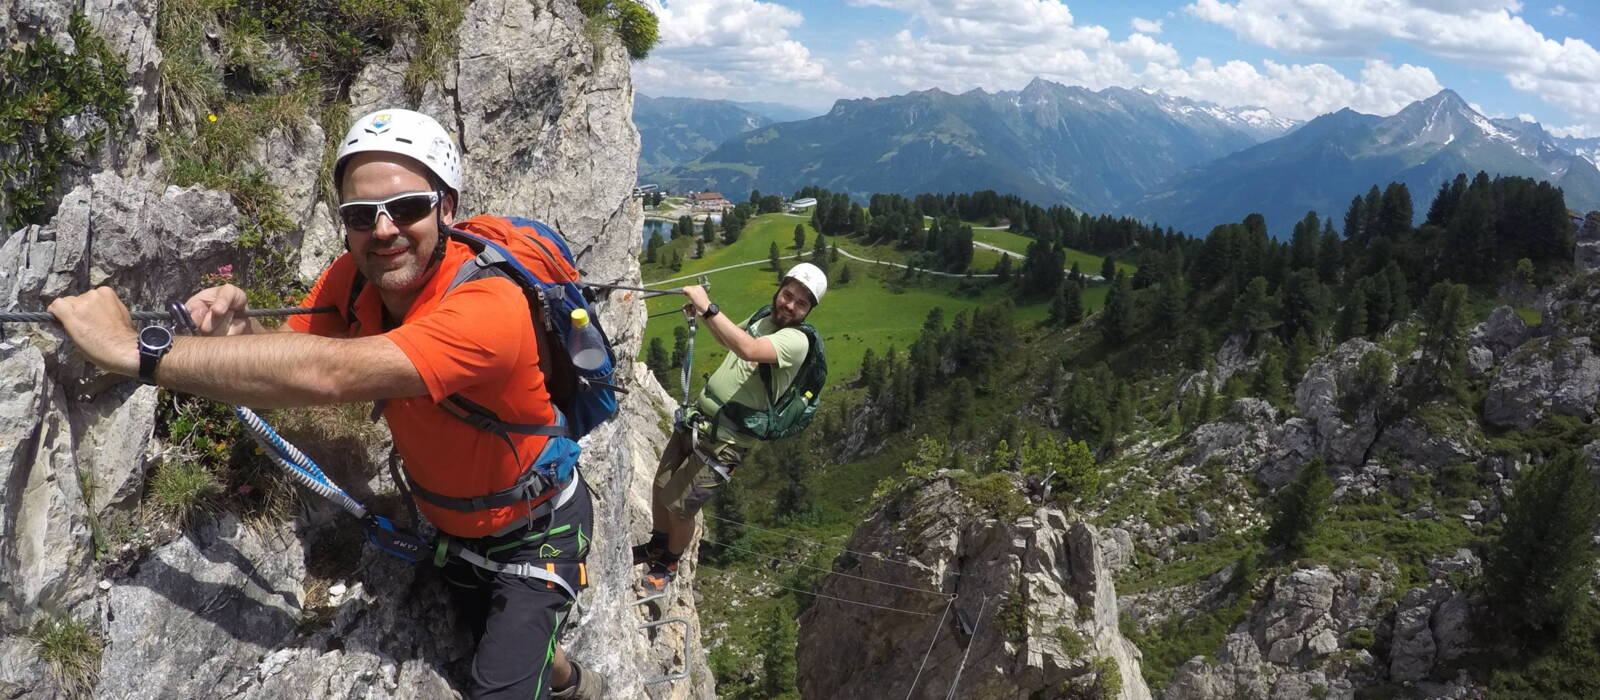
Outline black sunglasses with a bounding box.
[338,191,441,231]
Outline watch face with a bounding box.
[139,325,173,351]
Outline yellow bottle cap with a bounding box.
[570,308,590,327]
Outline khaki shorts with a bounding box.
[653,427,746,517]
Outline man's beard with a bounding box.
[769,293,805,327]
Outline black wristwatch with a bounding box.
[702,302,720,320]
[137,325,174,385]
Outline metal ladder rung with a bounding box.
[637,616,692,685]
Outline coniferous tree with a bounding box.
[701,217,715,241]
[1233,276,1277,343]
[1063,282,1084,326]
[1266,458,1332,558]
[645,337,669,383]
[1361,185,1383,244]
[1101,256,1116,282]
[645,231,663,263]
[694,239,705,258]
[1344,195,1365,242]
[1485,450,1599,647]
[838,263,853,285]
[756,600,799,697]
[1416,281,1471,392]
[794,224,806,250]
[1254,344,1288,406]
[1101,273,1132,346]
[811,234,828,271]
[769,241,781,271]
[994,254,1012,282]
[1280,269,1332,342]
[1317,226,1343,284]
[1377,182,1413,240]
[676,214,693,239]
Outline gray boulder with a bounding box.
[1469,306,1531,362]
[1484,337,1600,429]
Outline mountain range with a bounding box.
[652,78,1296,214]
[641,84,1600,237]
[634,95,821,179]
[1133,89,1600,235]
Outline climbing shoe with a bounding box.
[640,559,678,593]
[633,531,669,565]
[632,541,663,566]
[551,659,607,700]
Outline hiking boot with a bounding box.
[632,541,663,566]
[551,659,607,700]
[640,558,678,593]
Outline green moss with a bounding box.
[0,12,131,229]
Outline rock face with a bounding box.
[1483,337,1600,429]
[795,473,1152,700]
[1163,566,1392,700]
[1,1,709,698]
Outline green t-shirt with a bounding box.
[697,314,811,448]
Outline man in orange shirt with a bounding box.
[49,109,603,700]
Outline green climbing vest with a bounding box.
[703,305,827,441]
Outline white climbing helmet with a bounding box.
[783,262,828,305]
[334,108,463,197]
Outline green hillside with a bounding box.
[637,213,1113,395]
[970,227,1137,276]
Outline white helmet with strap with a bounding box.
[334,108,463,198]
[784,262,828,305]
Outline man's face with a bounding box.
[771,279,815,327]
[339,153,454,293]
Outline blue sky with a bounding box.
[632,0,1600,136]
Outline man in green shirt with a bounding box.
[636,263,827,591]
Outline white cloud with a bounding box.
[1518,112,1539,121]
[1143,59,1444,120]
[631,0,843,105]
[1550,4,1570,16]
[1132,16,1164,34]
[837,0,1440,121]
[1549,124,1600,138]
[1185,0,1600,123]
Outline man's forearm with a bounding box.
[150,333,425,408]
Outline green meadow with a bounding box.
[636,213,1111,393]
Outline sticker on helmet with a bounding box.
[371,113,391,131]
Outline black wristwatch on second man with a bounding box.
[137,325,173,385]
[701,302,720,320]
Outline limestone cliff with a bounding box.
[796,473,1152,700]
[0,1,711,697]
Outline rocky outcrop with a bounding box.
[1482,337,1600,429]
[1469,306,1531,363]
[2,1,706,698]
[796,473,1151,700]
[1163,566,1391,699]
